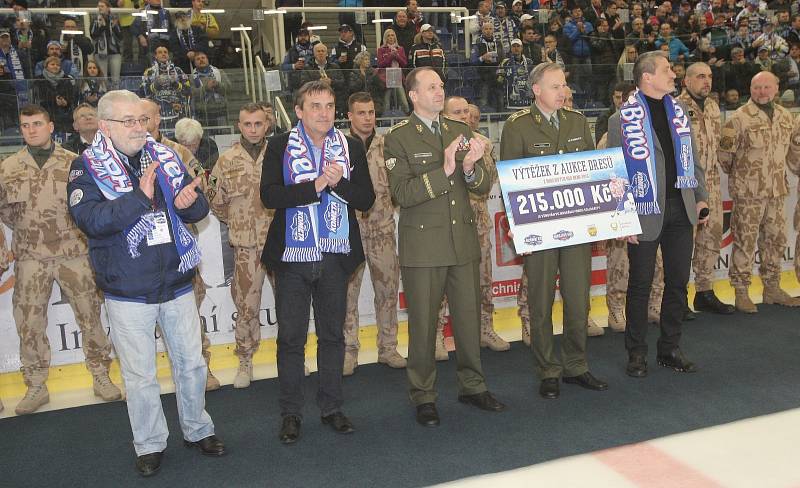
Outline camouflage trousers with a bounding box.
[729,196,787,288]
[604,240,664,312]
[794,202,800,282]
[344,226,400,354]
[192,272,211,366]
[231,246,270,359]
[439,203,494,333]
[692,170,723,292]
[13,256,112,386]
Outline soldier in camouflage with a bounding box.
[207,102,275,388]
[0,104,121,416]
[0,230,11,413]
[435,97,510,353]
[718,71,800,312]
[788,122,800,283]
[342,92,406,376]
[142,99,221,391]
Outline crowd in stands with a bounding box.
[0,0,240,136]
[279,0,800,117]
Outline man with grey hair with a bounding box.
[68,90,225,476]
[501,62,608,399]
[608,51,708,378]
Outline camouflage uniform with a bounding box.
[0,145,113,387]
[786,120,800,282]
[343,132,402,369]
[437,132,509,351]
[208,140,273,364]
[718,100,800,309]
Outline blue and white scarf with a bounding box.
[282,121,351,262]
[0,47,29,105]
[618,89,697,215]
[82,131,201,273]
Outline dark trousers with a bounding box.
[275,254,349,418]
[625,198,693,356]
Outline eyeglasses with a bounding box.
[105,117,150,128]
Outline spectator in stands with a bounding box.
[585,0,605,27]
[492,2,517,55]
[277,0,303,49]
[656,22,690,61]
[174,117,207,170]
[0,27,28,130]
[468,1,494,38]
[775,10,791,38]
[11,11,44,78]
[520,25,543,65]
[171,10,208,73]
[338,0,364,45]
[134,0,173,64]
[627,17,648,47]
[473,21,500,109]
[595,81,633,142]
[606,2,627,42]
[282,27,314,71]
[301,43,347,115]
[191,50,229,127]
[650,1,673,26]
[769,0,791,13]
[33,55,77,134]
[406,0,424,31]
[753,20,789,59]
[723,46,760,94]
[628,2,645,27]
[497,38,534,109]
[617,43,638,81]
[116,0,137,64]
[785,15,800,46]
[518,13,537,35]
[706,12,731,52]
[63,102,98,154]
[509,0,525,28]
[591,18,619,105]
[330,24,367,72]
[61,17,94,77]
[754,44,775,69]
[723,86,740,109]
[79,60,109,106]
[731,22,757,58]
[349,51,384,114]
[391,10,417,56]
[543,33,565,68]
[564,6,594,95]
[91,0,122,87]
[409,23,447,79]
[736,0,766,36]
[35,41,79,77]
[785,42,800,90]
[140,43,191,129]
[191,0,220,38]
[377,28,410,115]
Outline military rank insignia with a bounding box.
[456,134,471,152]
[416,124,423,134]
[385,158,396,170]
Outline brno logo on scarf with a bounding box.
[620,106,650,160]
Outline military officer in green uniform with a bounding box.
[500,63,608,400]
[384,67,506,427]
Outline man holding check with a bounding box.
[501,62,608,400]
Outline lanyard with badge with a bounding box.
[129,158,173,246]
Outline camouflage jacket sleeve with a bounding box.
[207,159,229,222]
[0,229,10,271]
[384,130,453,209]
[717,114,741,175]
[788,116,800,177]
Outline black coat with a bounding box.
[259,132,376,275]
[33,74,77,134]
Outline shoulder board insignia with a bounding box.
[388,119,409,133]
[562,106,584,116]
[507,108,530,123]
[442,115,466,125]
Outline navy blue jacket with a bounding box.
[67,153,209,303]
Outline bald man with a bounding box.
[719,71,800,311]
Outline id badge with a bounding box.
[146,211,172,246]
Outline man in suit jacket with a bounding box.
[260,80,376,445]
[384,67,506,428]
[607,51,709,378]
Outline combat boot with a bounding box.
[205,370,221,391]
[93,373,123,401]
[233,357,253,388]
[762,285,800,307]
[378,349,407,368]
[15,384,49,415]
[734,287,758,313]
[480,324,510,351]
[521,316,531,347]
[587,316,605,336]
[608,306,626,332]
[343,353,358,376]
[435,330,449,361]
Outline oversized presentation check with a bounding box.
[498,147,642,254]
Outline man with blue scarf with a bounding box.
[607,52,709,378]
[260,80,375,445]
[67,90,225,477]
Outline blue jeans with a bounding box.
[106,292,214,456]
[275,254,349,418]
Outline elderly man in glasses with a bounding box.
[67,90,225,477]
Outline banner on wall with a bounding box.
[0,169,797,374]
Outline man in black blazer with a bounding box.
[260,80,376,445]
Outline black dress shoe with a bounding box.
[416,402,440,427]
[626,354,648,378]
[184,434,226,456]
[563,371,609,391]
[136,452,163,477]
[458,391,506,412]
[657,349,697,373]
[539,378,559,399]
[683,309,697,321]
[321,411,355,434]
[279,415,302,444]
[693,290,736,315]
